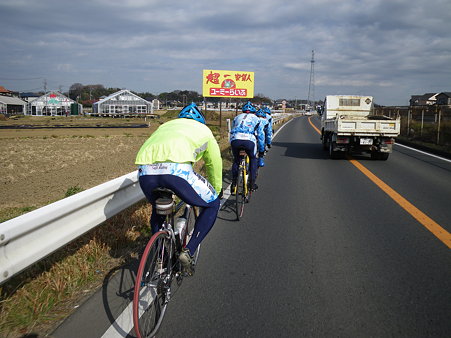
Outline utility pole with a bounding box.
[43,79,48,116]
[307,50,315,110]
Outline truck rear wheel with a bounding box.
[371,151,389,160]
[329,141,342,159]
[322,132,328,150]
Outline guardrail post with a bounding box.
[421,109,424,137]
[437,106,442,145]
[407,109,411,137]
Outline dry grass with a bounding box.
[0,201,151,337]
[0,113,293,337]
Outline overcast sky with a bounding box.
[0,0,450,106]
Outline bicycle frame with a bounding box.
[235,150,252,220]
[239,150,250,197]
[133,190,199,338]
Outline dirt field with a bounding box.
[0,112,281,219]
[0,124,153,211]
[0,114,235,217]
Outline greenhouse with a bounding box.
[0,96,27,116]
[27,91,82,116]
[92,89,153,116]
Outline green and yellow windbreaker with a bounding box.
[135,118,223,193]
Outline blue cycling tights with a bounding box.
[139,174,220,256]
[231,139,258,184]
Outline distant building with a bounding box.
[436,92,451,106]
[0,85,15,96]
[152,99,160,110]
[92,89,153,116]
[410,92,451,106]
[0,96,27,116]
[0,85,27,115]
[20,92,41,103]
[409,93,438,106]
[27,91,82,116]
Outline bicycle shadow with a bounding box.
[99,174,147,337]
[102,259,139,338]
[218,177,240,222]
[218,197,239,222]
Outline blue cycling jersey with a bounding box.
[229,113,265,153]
[259,113,273,146]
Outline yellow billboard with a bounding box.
[202,69,254,98]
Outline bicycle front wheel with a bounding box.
[235,168,245,220]
[133,231,174,338]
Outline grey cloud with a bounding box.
[0,0,450,105]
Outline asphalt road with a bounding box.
[53,116,451,338]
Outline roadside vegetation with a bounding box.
[374,106,451,158]
[0,111,293,337]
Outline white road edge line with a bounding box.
[100,116,296,337]
[395,143,451,163]
[100,301,134,338]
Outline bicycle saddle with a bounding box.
[153,188,174,215]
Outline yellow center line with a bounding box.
[308,116,451,249]
[308,116,321,134]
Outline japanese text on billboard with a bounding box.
[203,70,254,98]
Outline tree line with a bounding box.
[68,83,273,108]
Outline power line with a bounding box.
[18,87,43,92]
[0,76,43,81]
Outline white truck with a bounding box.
[321,95,400,160]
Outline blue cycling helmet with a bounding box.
[242,101,256,113]
[178,102,206,124]
[264,106,271,115]
[256,109,266,118]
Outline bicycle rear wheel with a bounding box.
[235,168,245,220]
[133,231,174,338]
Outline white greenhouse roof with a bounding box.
[31,92,75,105]
[94,89,150,105]
[0,96,27,105]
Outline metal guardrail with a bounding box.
[0,171,145,285]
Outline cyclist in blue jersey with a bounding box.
[230,101,265,194]
[256,107,273,167]
[263,106,273,150]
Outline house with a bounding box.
[92,89,153,116]
[436,92,451,106]
[0,85,14,96]
[409,93,438,106]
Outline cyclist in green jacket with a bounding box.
[136,103,222,274]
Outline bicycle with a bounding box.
[235,149,252,220]
[133,188,199,338]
